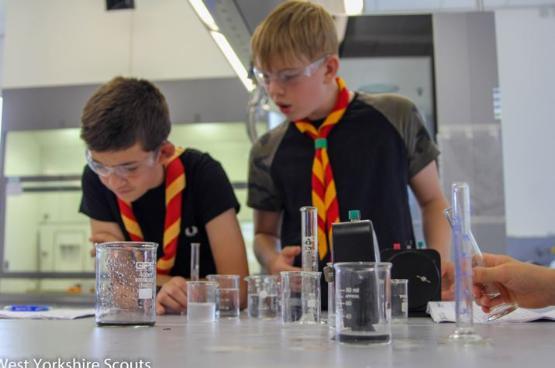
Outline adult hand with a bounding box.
[156,276,188,315]
[267,246,302,275]
[473,253,555,311]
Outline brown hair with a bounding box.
[251,0,338,70]
[80,77,171,152]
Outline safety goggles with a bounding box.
[85,149,159,178]
[252,55,328,88]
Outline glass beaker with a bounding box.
[207,274,240,318]
[334,262,392,344]
[187,281,218,322]
[280,271,321,324]
[245,275,279,319]
[96,241,158,326]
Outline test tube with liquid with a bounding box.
[190,243,200,281]
[300,206,318,272]
[448,183,482,342]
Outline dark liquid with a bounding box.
[96,322,155,327]
[338,333,390,344]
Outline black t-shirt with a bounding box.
[247,93,439,308]
[80,149,240,278]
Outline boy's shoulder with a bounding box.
[354,92,425,138]
[250,120,290,159]
[180,147,220,171]
[355,92,417,118]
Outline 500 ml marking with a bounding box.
[135,262,155,300]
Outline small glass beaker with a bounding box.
[95,241,158,326]
[334,262,392,344]
[207,274,240,318]
[280,271,321,324]
[187,281,218,322]
[245,275,279,319]
[391,279,409,321]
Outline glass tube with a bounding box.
[448,182,482,342]
[445,187,517,322]
[300,206,318,272]
[190,242,200,281]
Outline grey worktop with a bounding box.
[0,316,552,367]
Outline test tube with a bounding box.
[448,182,482,342]
[300,206,318,272]
[445,188,517,321]
[190,243,200,281]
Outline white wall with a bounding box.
[496,8,555,237]
[2,0,235,88]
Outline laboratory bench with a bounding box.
[0,315,553,367]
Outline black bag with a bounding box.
[380,248,442,315]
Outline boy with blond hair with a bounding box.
[247,1,453,305]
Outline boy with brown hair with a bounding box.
[247,0,453,304]
[80,77,249,314]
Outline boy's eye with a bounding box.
[279,71,300,82]
[122,165,139,173]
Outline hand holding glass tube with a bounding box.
[445,185,518,321]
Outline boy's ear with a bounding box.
[157,141,175,165]
[323,55,340,83]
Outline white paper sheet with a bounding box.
[0,308,95,320]
[427,301,555,323]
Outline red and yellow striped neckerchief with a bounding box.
[293,77,349,260]
[117,147,186,275]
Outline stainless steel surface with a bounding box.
[0,316,552,366]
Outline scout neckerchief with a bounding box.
[117,147,186,275]
[293,77,349,260]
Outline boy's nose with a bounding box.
[266,80,284,98]
[106,172,127,187]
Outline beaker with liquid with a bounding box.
[207,274,240,318]
[187,281,218,322]
[334,262,392,344]
[245,275,279,319]
[280,271,321,324]
[96,241,158,326]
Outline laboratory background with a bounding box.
[0,0,553,307]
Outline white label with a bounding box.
[138,288,153,299]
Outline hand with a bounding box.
[89,232,121,257]
[267,246,302,275]
[473,253,555,311]
[441,260,455,301]
[156,276,188,315]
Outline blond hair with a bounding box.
[251,0,338,70]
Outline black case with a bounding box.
[331,220,376,262]
[380,248,442,315]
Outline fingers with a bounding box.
[480,253,513,267]
[473,266,504,285]
[280,264,302,272]
[281,246,301,259]
[155,277,188,315]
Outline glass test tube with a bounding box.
[300,206,318,272]
[190,242,200,281]
[448,182,482,342]
[445,190,517,322]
